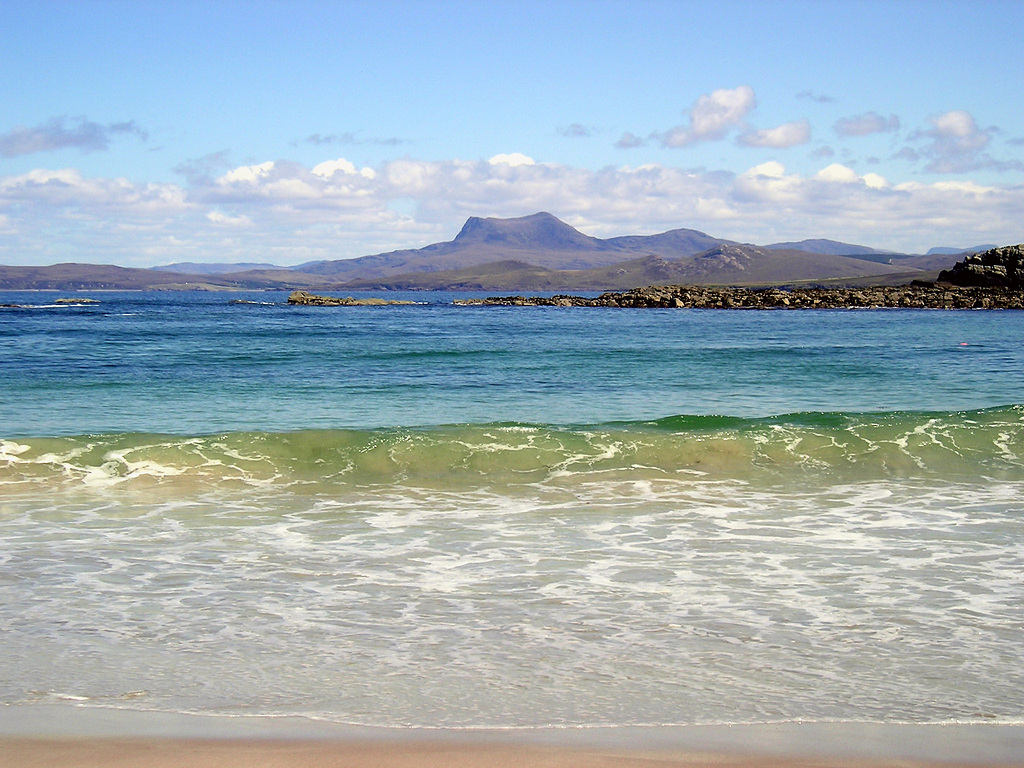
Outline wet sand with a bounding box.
[3,707,1024,768]
[0,737,861,768]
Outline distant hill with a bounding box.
[344,244,921,291]
[764,238,900,258]
[925,244,997,256]
[0,263,330,291]
[152,262,277,275]
[886,252,962,272]
[0,263,240,290]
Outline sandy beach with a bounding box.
[4,734,1024,768]
[0,737,854,768]
[3,707,1024,768]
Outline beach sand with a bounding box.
[0,737,963,768]
[5,735,1024,768]
[3,708,1024,768]
[0,737,858,768]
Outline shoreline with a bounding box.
[453,284,1024,309]
[4,706,1024,767]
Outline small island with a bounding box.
[287,290,416,306]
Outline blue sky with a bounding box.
[1,0,1022,266]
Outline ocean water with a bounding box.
[1,290,1023,728]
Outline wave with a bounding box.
[3,405,1022,496]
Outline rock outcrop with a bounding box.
[287,290,415,306]
[455,284,1024,310]
[938,245,1023,288]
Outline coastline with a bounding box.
[452,284,1024,309]
[4,706,1024,767]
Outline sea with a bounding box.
[1,289,1023,731]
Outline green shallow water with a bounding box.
[3,406,1022,500]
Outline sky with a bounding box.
[1,0,1022,267]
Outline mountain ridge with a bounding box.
[0,212,978,291]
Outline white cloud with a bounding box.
[908,110,1021,173]
[488,152,536,167]
[312,158,377,179]
[220,161,275,184]
[312,158,357,176]
[738,120,811,148]
[657,86,756,147]
[745,161,786,179]
[0,167,188,212]
[689,86,756,139]
[814,163,860,183]
[862,173,889,189]
[2,155,1022,265]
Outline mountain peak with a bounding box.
[453,212,602,250]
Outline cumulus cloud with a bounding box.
[0,117,147,157]
[219,161,276,184]
[656,86,756,147]
[834,112,901,137]
[312,158,376,178]
[815,163,861,184]
[0,168,187,211]
[737,120,811,148]
[909,110,1022,173]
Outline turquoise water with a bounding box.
[2,291,1024,727]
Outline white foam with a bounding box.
[3,474,1024,728]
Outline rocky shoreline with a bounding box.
[454,284,1024,309]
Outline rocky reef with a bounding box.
[455,284,1024,309]
[938,245,1022,289]
[287,290,415,306]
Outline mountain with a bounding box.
[764,238,900,258]
[604,228,738,258]
[926,244,997,256]
[290,212,735,279]
[343,244,923,291]
[0,213,981,291]
[451,212,605,250]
